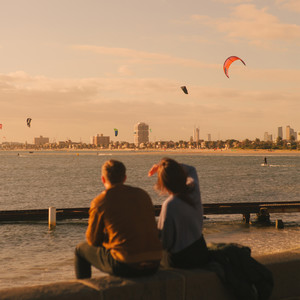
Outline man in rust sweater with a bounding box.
[75,160,162,278]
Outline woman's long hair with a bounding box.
[155,158,195,208]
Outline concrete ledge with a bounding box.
[0,281,100,300]
[1,249,299,300]
[256,249,300,300]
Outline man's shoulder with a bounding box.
[111,184,148,194]
[126,185,150,198]
[107,184,151,202]
[91,190,107,208]
[125,184,147,193]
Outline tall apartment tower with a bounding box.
[193,127,200,143]
[264,132,269,142]
[278,127,283,139]
[207,134,211,142]
[291,128,296,140]
[134,122,149,146]
[264,132,273,142]
[286,125,291,140]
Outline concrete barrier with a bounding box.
[255,248,300,300]
[1,248,299,300]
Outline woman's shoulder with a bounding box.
[159,196,178,220]
[162,195,183,211]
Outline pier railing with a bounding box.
[1,201,300,223]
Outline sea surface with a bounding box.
[0,150,299,289]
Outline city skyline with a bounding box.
[1,1,300,143]
[2,122,298,145]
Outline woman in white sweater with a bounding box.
[148,157,210,268]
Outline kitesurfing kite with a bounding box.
[181,86,188,94]
[0,124,2,129]
[26,118,32,128]
[114,128,118,137]
[223,56,246,78]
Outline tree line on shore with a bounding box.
[1,136,299,150]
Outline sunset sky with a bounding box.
[1,0,300,143]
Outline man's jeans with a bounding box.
[75,241,160,279]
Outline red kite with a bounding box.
[223,56,246,78]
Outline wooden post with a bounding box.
[275,219,284,229]
[243,213,250,224]
[49,207,56,229]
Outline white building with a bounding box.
[193,127,200,143]
[134,122,149,146]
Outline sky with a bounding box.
[0,0,300,143]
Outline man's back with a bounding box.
[86,184,162,264]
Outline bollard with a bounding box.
[275,219,284,229]
[49,207,56,229]
[243,213,250,224]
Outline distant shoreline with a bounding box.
[3,148,300,156]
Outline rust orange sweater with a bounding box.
[86,184,162,263]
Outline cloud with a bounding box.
[73,45,218,69]
[242,68,300,84]
[1,71,299,142]
[118,65,133,76]
[213,0,252,3]
[191,4,300,45]
[276,0,300,12]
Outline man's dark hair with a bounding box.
[102,160,126,184]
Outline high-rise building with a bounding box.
[93,134,110,146]
[134,122,149,146]
[291,128,296,140]
[193,127,200,143]
[207,134,211,142]
[264,132,272,142]
[278,127,283,139]
[286,125,291,140]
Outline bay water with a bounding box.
[0,150,299,288]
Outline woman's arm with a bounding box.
[148,163,159,177]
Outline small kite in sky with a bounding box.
[27,118,32,128]
[181,86,188,94]
[114,128,118,137]
[223,56,246,78]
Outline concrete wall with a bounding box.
[1,248,299,300]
